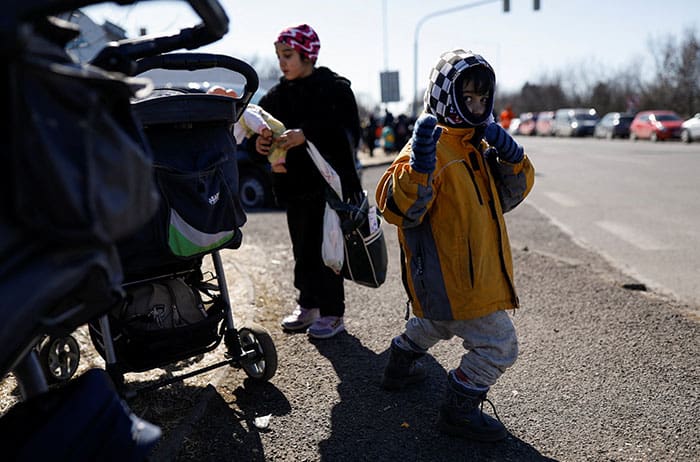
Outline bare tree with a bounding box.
[611,59,646,113]
[634,28,700,116]
[503,28,699,118]
[673,28,700,117]
[245,55,282,90]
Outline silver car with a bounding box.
[681,113,700,143]
[553,108,599,137]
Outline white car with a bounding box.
[508,117,521,135]
[681,113,700,143]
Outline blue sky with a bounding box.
[85,0,699,112]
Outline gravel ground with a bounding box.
[2,162,698,461]
[150,197,698,461]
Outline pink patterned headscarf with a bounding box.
[276,24,320,62]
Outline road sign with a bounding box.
[380,71,400,103]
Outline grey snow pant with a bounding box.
[403,310,518,387]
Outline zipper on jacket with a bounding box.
[488,199,498,220]
[461,162,484,205]
[414,253,431,313]
[482,159,519,305]
[467,239,475,288]
[400,246,414,320]
[479,153,501,222]
[468,151,481,171]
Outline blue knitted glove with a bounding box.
[410,114,442,174]
[484,123,524,163]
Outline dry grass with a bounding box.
[0,244,279,425]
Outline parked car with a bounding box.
[594,112,635,139]
[629,110,684,142]
[508,117,521,135]
[680,113,700,143]
[553,108,599,137]
[236,138,276,209]
[518,112,537,136]
[535,111,555,136]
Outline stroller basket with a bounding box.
[89,250,278,393]
[89,274,226,372]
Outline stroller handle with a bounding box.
[135,52,259,110]
[0,0,229,56]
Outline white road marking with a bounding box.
[595,221,670,251]
[543,191,579,207]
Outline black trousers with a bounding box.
[286,194,345,317]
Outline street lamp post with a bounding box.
[411,0,499,116]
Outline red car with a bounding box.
[629,110,684,142]
[517,112,537,136]
[535,111,555,136]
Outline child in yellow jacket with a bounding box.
[375,49,534,442]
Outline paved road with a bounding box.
[135,160,699,462]
[519,136,700,311]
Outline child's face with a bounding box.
[461,79,491,119]
[275,43,314,80]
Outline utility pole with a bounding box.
[412,0,498,116]
[380,0,400,107]
[382,0,388,70]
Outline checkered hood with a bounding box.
[424,49,495,127]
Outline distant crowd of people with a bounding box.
[361,110,416,156]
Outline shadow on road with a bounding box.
[312,332,557,462]
[131,378,290,462]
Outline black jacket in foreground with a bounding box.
[258,66,362,200]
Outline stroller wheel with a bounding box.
[39,335,80,383]
[235,324,277,382]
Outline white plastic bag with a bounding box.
[322,203,344,273]
[306,141,343,198]
[307,141,345,272]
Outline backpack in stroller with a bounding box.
[87,52,278,394]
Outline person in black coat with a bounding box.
[364,114,378,157]
[255,24,362,339]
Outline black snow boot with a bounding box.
[437,371,507,441]
[380,339,426,390]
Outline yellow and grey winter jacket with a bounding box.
[375,125,534,320]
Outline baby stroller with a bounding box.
[86,52,278,395]
[1,0,233,459]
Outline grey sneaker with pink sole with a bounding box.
[307,316,345,339]
[281,306,320,331]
